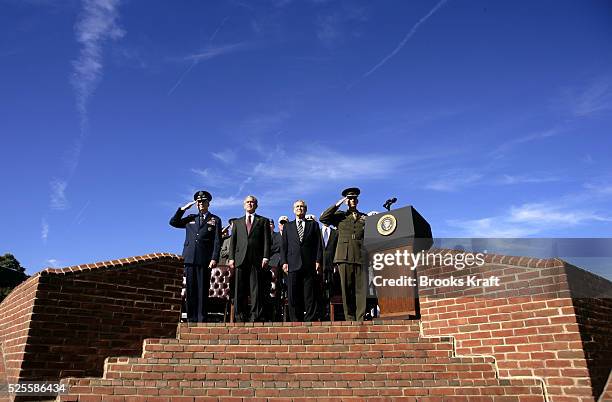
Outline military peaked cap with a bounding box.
[342,187,361,198]
[193,190,212,202]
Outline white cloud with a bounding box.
[72,0,124,128]
[41,218,49,243]
[499,174,559,185]
[425,171,482,192]
[212,150,237,164]
[253,148,400,182]
[567,77,612,117]
[508,203,610,225]
[449,202,612,237]
[189,142,408,210]
[212,196,245,208]
[584,182,612,196]
[315,6,368,48]
[51,0,123,214]
[491,128,561,158]
[50,179,69,210]
[46,259,61,268]
[240,111,291,135]
[447,217,534,238]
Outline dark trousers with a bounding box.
[234,260,266,322]
[318,269,332,321]
[287,267,317,322]
[338,263,367,321]
[185,264,211,322]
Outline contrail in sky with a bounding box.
[45,0,123,241]
[168,16,231,96]
[361,0,448,80]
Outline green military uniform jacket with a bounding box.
[319,204,366,265]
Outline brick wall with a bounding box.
[566,264,612,399]
[417,249,612,402]
[600,371,612,401]
[0,253,184,385]
[0,274,40,384]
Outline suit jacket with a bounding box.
[320,204,366,265]
[169,208,222,265]
[280,219,323,273]
[321,226,338,272]
[219,235,232,265]
[228,214,271,267]
[269,231,282,267]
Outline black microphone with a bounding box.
[383,197,397,211]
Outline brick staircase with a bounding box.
[57,321,546,401]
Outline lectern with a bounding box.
[364,205,432,319]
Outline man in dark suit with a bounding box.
[228,195,271,322]
[320,187,367,321]
[281,200,322,322]
[320,221,338,320]
[269,219,282,269]
[321,223,338,274]
[169,190,222,322]
[266,219,283,321]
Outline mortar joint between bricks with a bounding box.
[417,320,551,402]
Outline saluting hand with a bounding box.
[336,197,348,207]
[181,201,196,211]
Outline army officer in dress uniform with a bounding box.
[319,187,368,321]
[170,190,222,322]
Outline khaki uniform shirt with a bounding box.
[319,204,366,265]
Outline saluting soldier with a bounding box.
[170,190,222,322]
[319,187,367,321]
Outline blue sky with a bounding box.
[1,0,611,275]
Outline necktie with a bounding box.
[323,228,329,247]
[297,220,304,242]
[246,215,253,234]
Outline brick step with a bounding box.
[141,348,454,362]
[108,355,494,366]
[178,330,423,344]
[142,339,453,357]
[58,380,544,400]
[177,323,421,341]
[62,376,541,390]
[177,321,421,335]
[102,362,499,381]
[59,395,545,402]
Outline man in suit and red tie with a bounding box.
[169,190,222,322]
[228,195,271,322]
[280,200,323,322]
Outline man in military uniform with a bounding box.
[319,187,367,321]
[170,190,222,322]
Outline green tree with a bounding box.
[0,253,28,303]
[0,253,26,272]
